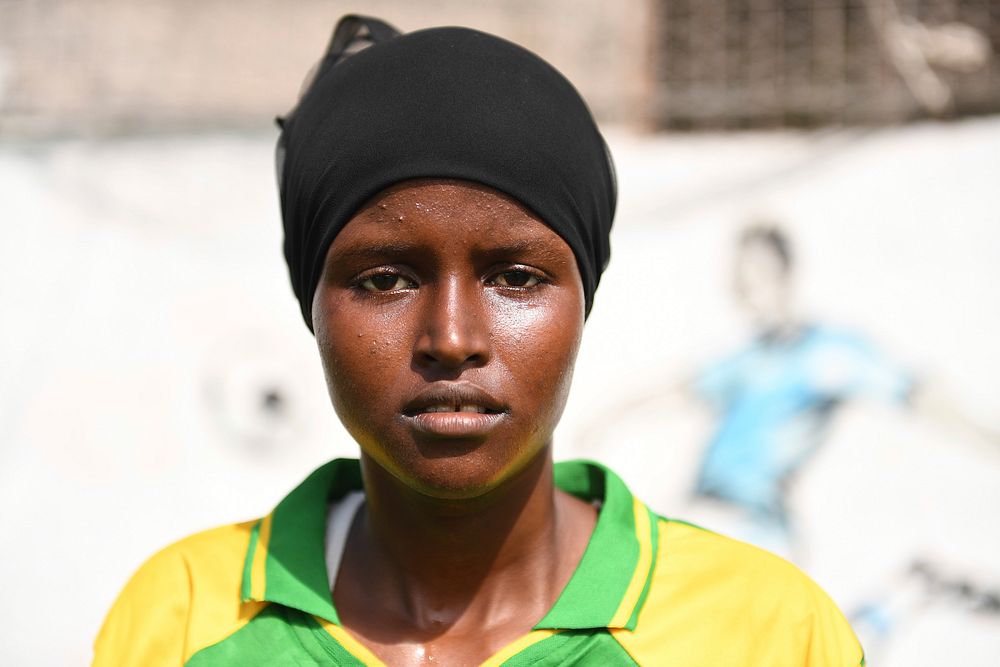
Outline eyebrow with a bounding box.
[328,242,423,263]
[476,239,539,255]
[473,238,570,262]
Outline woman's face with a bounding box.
[312,179,585,499]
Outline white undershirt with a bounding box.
[324,490,365,590]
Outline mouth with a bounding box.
[418,404,498,414]
[402,382,508,438]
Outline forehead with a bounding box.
[362,179,534,221]
[378,178,519,205]
[335,179,567,251]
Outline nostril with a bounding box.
[418,349,485,368]
[415,335,490,371]
[418,350,439,365]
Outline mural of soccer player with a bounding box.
[585,223,998,557]
[697,224,1000,553]
[689,225,919,555]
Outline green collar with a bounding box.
[241,458,658,631]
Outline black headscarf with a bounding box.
[277,15,617,331]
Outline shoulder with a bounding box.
[652,519,834,610]
[802,325,874,357]
[93,521,267,667]
[613,519,864,666]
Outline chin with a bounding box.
[375,440,543,501]
[397,461,504,501]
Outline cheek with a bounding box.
[314,297,411,414]
[490,289,583,411]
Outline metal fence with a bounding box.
[649,0,1000,128]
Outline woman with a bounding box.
[94,16,863,666]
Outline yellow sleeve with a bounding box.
[801,576,866,666]
[92,540,192,667]
[614,520,864,666]
[92,521,264,667]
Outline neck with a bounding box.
[758,305,801,342]
[345,448,584,628]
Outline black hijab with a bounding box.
[277,15,617,331]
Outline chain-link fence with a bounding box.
[649,0,1000,128]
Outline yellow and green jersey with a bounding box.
[93,459,863,666]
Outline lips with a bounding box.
[402,382,508,438]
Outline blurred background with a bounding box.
[2,1,999,664]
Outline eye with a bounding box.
[492,270,540,288]
[360,273,415,292]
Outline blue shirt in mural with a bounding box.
[693,325,913,526]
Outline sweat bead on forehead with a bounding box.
[277,20,617,331]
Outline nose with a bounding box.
[414,276,490,371]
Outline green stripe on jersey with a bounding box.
[187,606,365,666]
[536,462,642,629]
[499,630,638,666]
